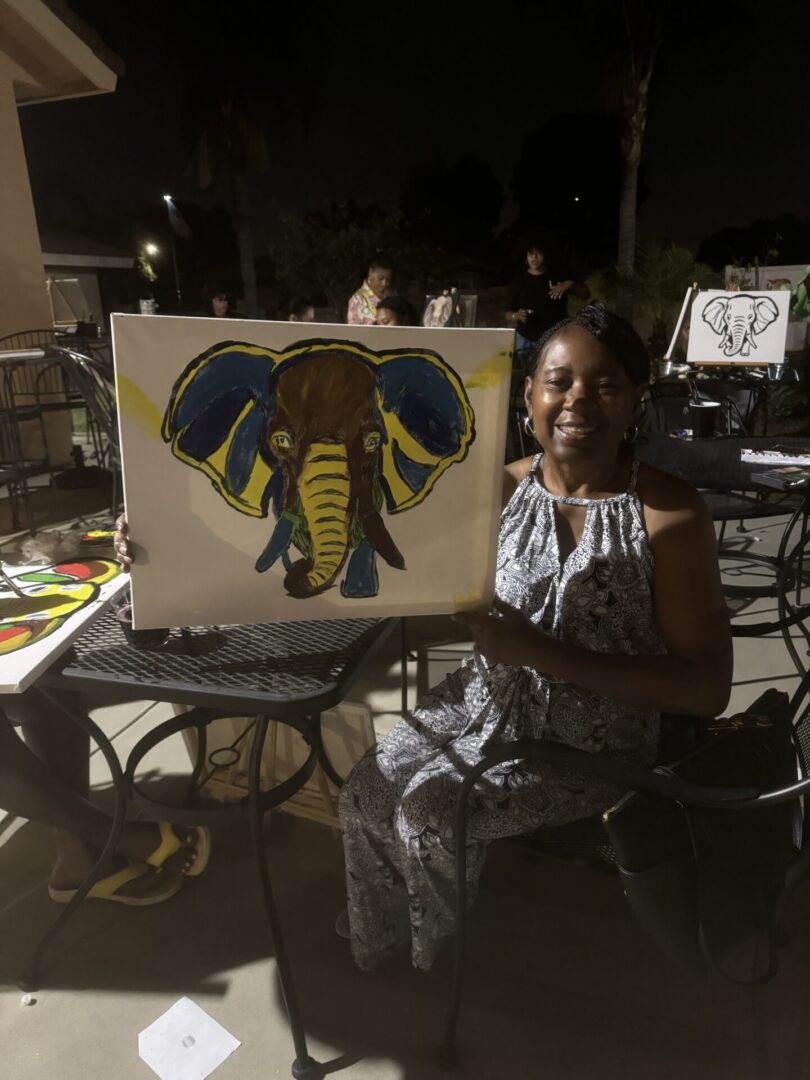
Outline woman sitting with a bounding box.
[338,303,732,972]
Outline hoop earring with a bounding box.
[523,415,535,437]
[623,424,639,444]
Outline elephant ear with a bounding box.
[753,296,779,334]
[374,350,474,512]
[702,298,727,334]
[162,342,281,518]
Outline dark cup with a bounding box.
[113,601,170,651]
[689,402,720,438]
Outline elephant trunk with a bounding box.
[285,441,351,597]
[725,320,747,355]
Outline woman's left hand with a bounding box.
[453,599,546,667]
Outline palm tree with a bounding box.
[184,84,269,317]
[616,1,662,271]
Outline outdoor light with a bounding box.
[163,194,172,202]
[145,242,159,256]
[574,196,580,202]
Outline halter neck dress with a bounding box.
[339,453,664,971]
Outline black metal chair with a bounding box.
[694,376,765,436]
[438,682,810,1068]
[52,348,121,514]
[642,383,692,434]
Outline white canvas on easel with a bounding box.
[686,290,791,366]
[113,314,513,629]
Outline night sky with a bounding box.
[18,0,810,259]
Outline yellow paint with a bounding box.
[300,442,350,588]
[464,349,513,390]
[452,590,482,609]
[118,375,163,439]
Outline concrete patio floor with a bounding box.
[2,515,810,1080]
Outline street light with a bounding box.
[145,242,159,257]
[162,194,183,308]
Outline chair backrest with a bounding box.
[696,377,763,435]
[642,384,692,433]
[0,329,57,351]
[56,349,118,447]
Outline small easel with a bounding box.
[664,284,776,369]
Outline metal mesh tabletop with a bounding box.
[46,610,396,717]
[636,434,810,493]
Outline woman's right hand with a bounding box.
[114,513,133,573]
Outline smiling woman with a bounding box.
[338,303,733,974]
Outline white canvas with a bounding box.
[0,558,126,693]
[687,289,791,365]
[112,314,513,629]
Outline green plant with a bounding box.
[767,384,806,420]
[597,243,720,353]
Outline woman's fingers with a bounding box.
[113,514,133,572]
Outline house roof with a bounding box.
[40,227,133,269]
[0,0,123,105]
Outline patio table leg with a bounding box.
[19,687,126,990]
[248,713,324,1080]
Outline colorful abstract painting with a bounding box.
[0,558,126,693]
[113,316,513,629]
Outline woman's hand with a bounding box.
[548,281,572,300]
[453,599,545,668]
[114,513,133,573]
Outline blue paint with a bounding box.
[376,357,464,457]
[341,540,379,597]
[392,442,435,493]
[255,516,293,572]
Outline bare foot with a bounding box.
[119,821,201,875]
[49,841,180,901]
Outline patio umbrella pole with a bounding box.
[248,713,324,1080]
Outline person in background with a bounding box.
[507,240,589,371]
[203,285,239,319]
[287,297,316,322]
[375,296,411,326]
[347,255,393,325]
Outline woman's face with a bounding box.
[526,248,545,272]
[375,307,399,326]
[211,296,229,317]
[525,325,640,461]
[368,266,392,297]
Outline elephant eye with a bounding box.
[271,431,294,452]
[363,431,382,452]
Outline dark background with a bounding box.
[20,0,810,310]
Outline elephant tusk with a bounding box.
[361,509,406,570]
[256,515,293,573]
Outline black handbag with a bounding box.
[602,689,803,984]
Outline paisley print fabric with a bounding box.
[339,454,664,971]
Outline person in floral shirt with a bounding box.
[347,255,393,324]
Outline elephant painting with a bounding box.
[701,294,780,357]
[162,339,475,599]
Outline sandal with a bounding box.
[48,863,183,906]
[145,822,211,877]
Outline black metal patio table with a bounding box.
[27,610,398,1080]
[635,433,810,495]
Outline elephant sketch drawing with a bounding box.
[701,294,780,357]
[162,338,475,600]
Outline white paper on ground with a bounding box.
[138,997,240,1080]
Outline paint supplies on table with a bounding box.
[742,446,810,466]
[750,465,810,491]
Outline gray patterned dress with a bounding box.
[339,454,664,971]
